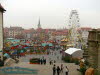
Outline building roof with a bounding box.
[89,28,100,32]
[52,31,68,36]
[81,27,92,31]
[0,4,6,12]
[8,27,24,32]
[65,48,82,55]
[77,27,92,31]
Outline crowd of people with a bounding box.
[49,60,56,65]
[39,58,46,65]
[47,50,69,75]
[53,64,69,75]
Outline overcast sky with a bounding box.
[1,0,100,29]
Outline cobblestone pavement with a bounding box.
[0,50,82,75]
[12,62,81,75]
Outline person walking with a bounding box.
[65,66,69,75]
[44,59,46,65]
[53,64,56,75]
[43,59,45,65]
[57,56,59,59]
[40,59,43,65]
[54,60,56,63]
[60,64,64,73]
[57,66,60,75]
[39,58,41,64]
[49,60,52,65]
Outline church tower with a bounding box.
[38,18,41,29]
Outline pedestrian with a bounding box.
[57,56,59,59]
[49,60,52,65]
[42,59,44,65]
[57,66,60,75]
[42,56,44,59]
[40,59,43,65]
[54,60,56,63]
[39,58,41,64]
[65,66,69,75]
[53,64,56,75]
[47,52,49,55]
[60,51,62,54]
[44,59,46,65]
[60,64,64,73]
[54,52,56,55]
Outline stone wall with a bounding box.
[98,32,100,74]
[87,29,100,74]
[0,11,3,60]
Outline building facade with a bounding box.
[4,27,24,38]
[4,27,9,39]
[0,4,5,60]
[87,29,100,74]
[81,27,91,45]
[78,27,92,49]
[9,27,24,38]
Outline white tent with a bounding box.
[65,48,84,58]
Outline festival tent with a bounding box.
[65,48,83,58]
[21,50,24,53]
[48,43,53,46]
[4,53,10,58]
[13,43,19,46]
[42,43,53,47]
[42,43,47,46]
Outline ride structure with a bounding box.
[67,10,82,48]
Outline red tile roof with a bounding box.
[81,27,92,30]
[23,28,34,33]
[77,27,92,32]
[52,31,68,36]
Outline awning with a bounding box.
[49,43,53,46]
[4,53,10,58]
[42,43,47,46]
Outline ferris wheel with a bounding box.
[68,10,81,48]
[68,10,80,28]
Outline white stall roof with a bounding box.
[65,48,82,55]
